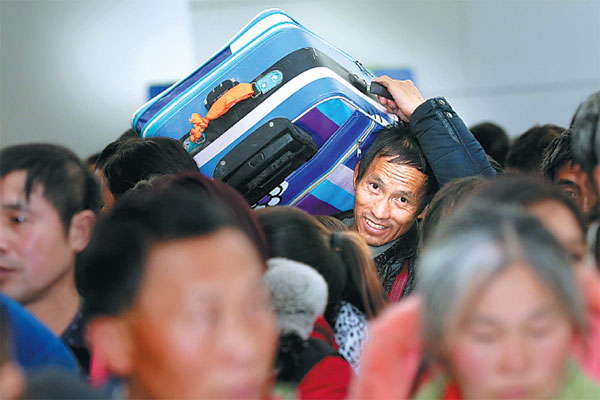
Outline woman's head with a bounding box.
[256,207,386,323]
[418,204,586,399]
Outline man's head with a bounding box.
[542,131,598,223]
[470,122,509,167]
[0,144,100,305]
[95,137,198,212]
[505,124,564,175]
[353,125,437,246]
[571,91,600,195]
[77,189,277,399]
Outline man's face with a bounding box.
[122,229,278,399]
[353,156,427,246]
[0,171,75,305]
[554,162,597,222]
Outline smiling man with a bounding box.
[336,78,495,300]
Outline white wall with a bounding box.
[0,0,195,157]
[189,0,600,137]
[1,0,599,158]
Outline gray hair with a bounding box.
[417,202,586,358]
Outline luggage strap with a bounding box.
[388,258,409,303]
[189,82,256,143]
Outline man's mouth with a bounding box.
[0,266,16,280]
[365,218,386,231]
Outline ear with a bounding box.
[353,161,361,191]
[417,204,430,221]
[87,317,134,377]
[593,164,600,196]
[67,210,96,252]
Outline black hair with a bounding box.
[487,154,504,175]
[420,176,489,246]
[125,171,269,263]
[541,130,574,182]
[471,175,586,234]
[101,137,198,198]
[571,91,600,181]
[76,188,240,318]
[85,152,101,169]
[257,207,386,326]
[470,122,509,167]
[505,124,565,174]
[356,125,438,213]
[0,144,102,231]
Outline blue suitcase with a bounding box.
[132,8,396,215]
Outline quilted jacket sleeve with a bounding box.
[410,97,496,186]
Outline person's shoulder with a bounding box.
[1,295,79,373]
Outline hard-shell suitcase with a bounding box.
[132,8,396,215]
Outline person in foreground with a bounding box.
[414,204,598,399]
[76,188,278,399]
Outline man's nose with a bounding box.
[371,196,391,220]
[217,310,258,368]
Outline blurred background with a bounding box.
[1,0,599,158]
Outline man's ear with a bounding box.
[67,210,96,252]
[353,161,361,191]
[593,164,600,196]
[87,317,134,377]
[417,204,430,221]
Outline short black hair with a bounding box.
[356,125,438,213]
[505,124,565,174]
[571,91,600,180]
[541,131,574,182]
[0,144,102,231]
[76,188,240,318]
[101,137,198,198]
[470,122,509,167]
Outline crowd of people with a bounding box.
[0,76,599,399]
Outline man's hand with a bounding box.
[373,76,425,123]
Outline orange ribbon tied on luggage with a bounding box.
[189,82,256,143]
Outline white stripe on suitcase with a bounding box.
[193,66,388,169]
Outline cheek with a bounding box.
[354,186,373,207]
[529,325,574,378]
[448,340,498,384]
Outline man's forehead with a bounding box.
[367,157,427,183]
[1,170,47,204]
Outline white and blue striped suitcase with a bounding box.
[132,8,396,215]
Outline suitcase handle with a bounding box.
[189,82,256,143]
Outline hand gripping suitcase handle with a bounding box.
[189,83,256,143]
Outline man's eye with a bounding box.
[565,191,578,198]
[400,197,408,203]
[11,215,26,224]
[370,183,379,190]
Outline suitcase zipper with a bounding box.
[289,119,376,206]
